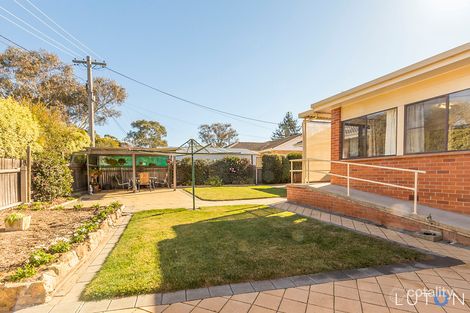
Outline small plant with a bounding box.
[91,204,101,210]
[73,203,83,210]
[29,250,54,267]
[48,240,71,254]
[109,201,122,210]
[9,264,37,282]
[4,213,24,225]
[31,202,45,211]
[16,204,29,210]
[206,176,223,187]
[53,205,65,210]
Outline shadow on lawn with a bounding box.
[155,206,423,292]
[252,187,287,197]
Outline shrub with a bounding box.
[32,151,73,202]
[16,204,29,210]
[31,202,45,211]
[48,240,71,254]
[53,205,65,210]
[206,176,223,186]
[262,154,283,184]
[29,250,54,267]
[5,213,24,225]
[176,158,210,185]
[9,264,37,282]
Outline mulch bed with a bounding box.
[0,207,95,276]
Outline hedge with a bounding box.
[262,153,302,184]
[175,156,255,186]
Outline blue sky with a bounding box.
[1,0,470,146]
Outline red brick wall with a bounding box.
[330,108,470,215]
[287,185,470,245]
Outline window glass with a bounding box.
[448,89,470,151]
[405,97,447,153]
[342,117,366,158]
[342,108,396,159]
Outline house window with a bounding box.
[342,108,397,159]
[405,88,470,154]
[405,97,447,153]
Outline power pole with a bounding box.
[72,56,106,147]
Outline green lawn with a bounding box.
[82,205,425,300]
[184,185,287,200]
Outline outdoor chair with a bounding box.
[112,175,131,190]
[138,172,154,191]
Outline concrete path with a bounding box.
[76,189,286,212]
[18,201,470,313]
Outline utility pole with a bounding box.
[72,56,106,147]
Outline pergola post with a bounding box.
[132,153,137,192]
[172,155,176,191]
[86,154,90,194]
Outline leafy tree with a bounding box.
[271,112,301,139]
[0,98,40,158]
[125,120,167,148]
[198,123,238,147]
[0,47,126,127]
[30,103,90,157]
[96,134,123,148]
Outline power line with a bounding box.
[0,33,30,51]
[105,67,277,126]
[22,0,103,60]
[14,0,91,57]
[0,6,78,57]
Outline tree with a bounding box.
[30,103,90,157]
[125,120,168,148]
[0,98,40,158]
[198,123,238,147]
[0,47,126,127]
[96,134,124,148]
[271,112,301,139]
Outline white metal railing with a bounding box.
[289,158,426,214]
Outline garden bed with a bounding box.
[0,202,123,312]
[0,205,94,277]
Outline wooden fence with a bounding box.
[0,158,26,210]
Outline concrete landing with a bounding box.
[307,183,470,233]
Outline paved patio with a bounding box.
[76,189,286,212]
[17,201,470,313]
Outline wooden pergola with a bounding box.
[77,146,179,192]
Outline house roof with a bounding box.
[300,42,470,117]
[230,135,302,152]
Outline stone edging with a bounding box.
[0,205,124,313]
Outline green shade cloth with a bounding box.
[98,155,168,167]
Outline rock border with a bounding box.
[0,205,124,312]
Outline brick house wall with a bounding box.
[330,107,470,215]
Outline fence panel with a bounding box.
[0,158,22,209]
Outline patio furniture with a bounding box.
[112,175,132,190]
[138,172,154,191]
[152,173,169,188]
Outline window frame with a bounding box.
[340,107,398,160]
[404,88,470,155]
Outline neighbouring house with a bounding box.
[290,43,470,244]
[230,135,303,181]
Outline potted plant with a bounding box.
[5,213,31,231]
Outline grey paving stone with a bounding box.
[271,278,295,289]
[230,282,255,294]
[309,271,350,283]
[186,287,211,301]
[348,267,384,279]
[161,290,186,305]
[108,296,137,310]
[79,300,111,313]
[250,280,275,292]
[374,264,417,275]
[290,275,315,287]
[208,284,233,297]
[135,293,162,307]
